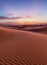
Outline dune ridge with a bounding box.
[0,27,47,65]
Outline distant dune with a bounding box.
[31,26,47,34]
[0,27,47,65]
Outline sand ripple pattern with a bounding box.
[0,48,47,65]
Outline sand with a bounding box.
[0,27,47,65]
[31,26,47,34]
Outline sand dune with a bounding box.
[0,27,47,65]
[31,26,47,34]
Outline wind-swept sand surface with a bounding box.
[0,27,47,65]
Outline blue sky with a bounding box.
[0,0,47,22]
[0,0,33,16]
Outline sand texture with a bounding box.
[0,27,47,65]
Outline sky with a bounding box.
[0,0,47,24]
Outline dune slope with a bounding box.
[0,27,47,65]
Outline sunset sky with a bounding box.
[0,0,47,24]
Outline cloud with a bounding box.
[7,14,13,16]
[2,4,17,17]
[0,16,22,20]
[0,16,9,19]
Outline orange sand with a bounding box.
[0,27,47,65]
